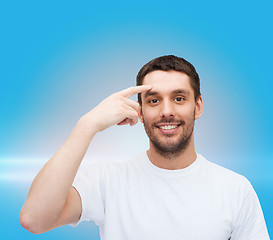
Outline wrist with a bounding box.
[77,114,100,137]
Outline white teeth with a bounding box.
[159,125,178,130]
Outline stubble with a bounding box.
[143,111,195,159]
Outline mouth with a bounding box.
[156,123,181,134]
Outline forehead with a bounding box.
[142,70,193,95]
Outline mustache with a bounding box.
[152,118,185,126]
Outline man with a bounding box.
[20,55,270,239]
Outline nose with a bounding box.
[160,100,175,118]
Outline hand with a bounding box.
[82,85,152,133]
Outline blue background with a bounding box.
[0,0,272,239]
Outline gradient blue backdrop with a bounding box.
[0,0,272,239]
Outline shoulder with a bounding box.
[199,154,253,193]
[83,153,144,179]
[103,153,144,175]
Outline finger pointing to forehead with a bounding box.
[120,85,152,98]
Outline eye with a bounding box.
[149,99,159,104]
[175,97,184,102]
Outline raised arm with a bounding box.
[19,85,152,234]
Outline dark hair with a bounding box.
[136,55,201,104]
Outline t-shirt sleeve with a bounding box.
[69,162,105,227]
[230,182,270,240]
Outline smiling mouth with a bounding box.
[157,124,181,130]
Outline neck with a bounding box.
[147,134,197,170]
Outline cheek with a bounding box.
[175,105,195,119]
[142,108,157,122]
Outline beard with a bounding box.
[143,111,195,159]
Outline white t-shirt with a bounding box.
[71,153,270,240]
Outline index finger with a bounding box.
[120,85,152,98]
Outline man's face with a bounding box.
[139,70,203,156]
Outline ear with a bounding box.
[195,95,203,120]
[138,102,144,123]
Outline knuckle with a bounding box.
[112,93,120,100]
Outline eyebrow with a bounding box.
[143,89,191,98]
